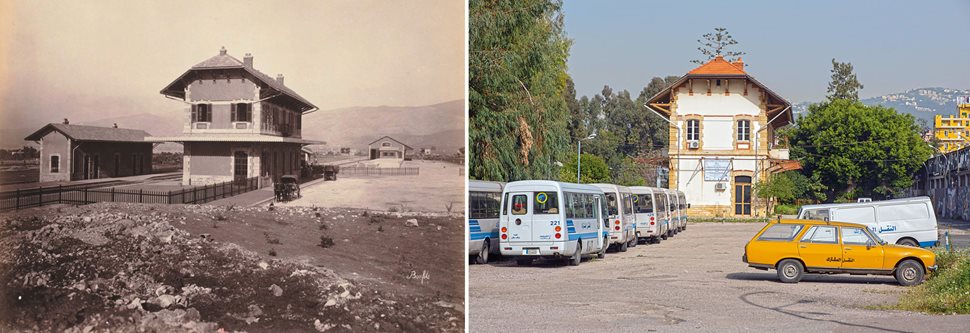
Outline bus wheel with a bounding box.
[516,258,533,266]
[619,239,628,252]
[629,235,637,248]
[597,237,607,258]
[569,241,582,266]
[475,239,490,264]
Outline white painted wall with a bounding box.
[674,157,758,207]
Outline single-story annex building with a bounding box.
[24,121,153,182]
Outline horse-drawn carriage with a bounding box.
[323,165,339,181]
[274,175,301,202]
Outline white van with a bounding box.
[591,184,638,251]
[499,180,609,266]
[660,189,679,237]
[677,191,688,231]
[630,186,667,243]
[468,180,504,264]
[797,197,938,248]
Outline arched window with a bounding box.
[382,142,392,147]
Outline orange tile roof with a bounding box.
[687,55,745,75]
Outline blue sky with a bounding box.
[563,0,970,103]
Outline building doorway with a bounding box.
[234,152,248,184]
[83,154,100,180]
[734,175,752,215]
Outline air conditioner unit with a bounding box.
[714,182,726,191]
[688,141,700,149]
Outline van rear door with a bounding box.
[506,192,533,243]
[530,190,561,242]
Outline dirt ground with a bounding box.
[0,202,463,332]
[469,222,970,333]
[278,160,464,213]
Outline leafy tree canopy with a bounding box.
[789,100,932,200]
[469,0,572,181]
[558,152,611,184]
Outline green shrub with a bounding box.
[774,204,800,215]
[893,249,970,314]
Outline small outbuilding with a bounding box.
[24,121,153,182]
[368,136,412,161]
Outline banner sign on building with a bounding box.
[703,159,731,181]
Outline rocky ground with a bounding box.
[0,202,463,332]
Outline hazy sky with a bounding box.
[0,0,464,136]
[563,0,970,103]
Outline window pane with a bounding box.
[511,194,528,215]
[605,193,619,215]
[841,227,872,245]
[565,193,576,219]
[809,226,838,243]
[622,193,633,214]
[634,194,653,213]
[800,226,818,241]
[758,224,804,241]
[534,192,559,215]
[502,193,509,215]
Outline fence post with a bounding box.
[84,187,88,203]
[58,185,62,203]
[139,189,143,203]
[38,186,43,206]
[111,187,115,202]
[15,188,20,210]
[168,190,172,204]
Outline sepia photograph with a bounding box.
[0,1,465,332]
[468,0,969,332]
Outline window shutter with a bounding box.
[231,104,237,122]
[191,104,197,122]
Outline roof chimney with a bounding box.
[244,53,253,68]
[219,46,227,55]
[63,118,69,125]
[276,74,284,86]
[113,123,118,128]
[733,57,744,69]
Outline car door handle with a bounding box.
[799,245,807,248]
[845,247,852,250]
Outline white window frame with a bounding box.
[49,154,61,173]
[686,119,700,141]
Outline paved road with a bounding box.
[469,223,970,333]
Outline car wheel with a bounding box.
[475,239,490,264]
[896,238,918,247]
[776,259,804,283]
[619,239,628,252]
[516,258,533,266]
[894,259,925,286]
[569,241,582,266]
[598,237,607,259]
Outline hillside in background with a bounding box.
[792,87,970,124]
[302,99,465,153]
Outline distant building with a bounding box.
[419,147,433,155]
[933,96,970,153]
[368,136,412,161]
[24,121,153,182]
[646,55,795,217]
[150,47,320,185]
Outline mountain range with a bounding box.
[792,87,970,124]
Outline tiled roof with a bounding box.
[161,48,317,111]
[687,55,745,75]
[25,123,151,142]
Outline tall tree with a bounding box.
[692,27,745,64]
[826,59,864,101]
[469,0,572,181]
[789,100,932,201]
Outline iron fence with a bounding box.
[1,177,259,211]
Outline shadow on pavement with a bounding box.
[739,291,913,333]
[726,272,899,285]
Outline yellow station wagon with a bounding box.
[743,219,937,286]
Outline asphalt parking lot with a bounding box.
[469,223,970,333]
